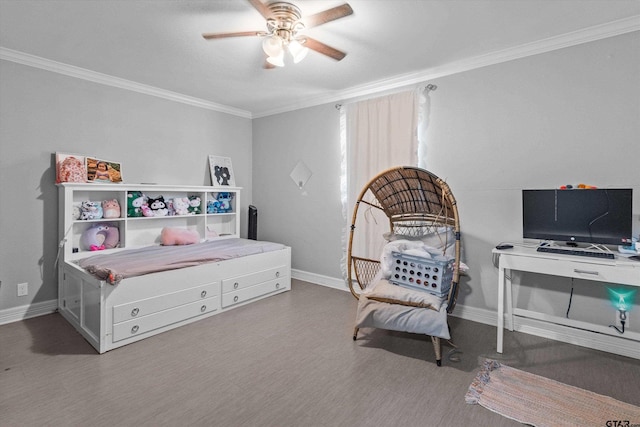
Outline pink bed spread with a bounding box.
[77,238,286,285]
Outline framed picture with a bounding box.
[86,157,123,183]
[209,155,235,187]
[56,153,88,183]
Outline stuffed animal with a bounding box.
[206,200,220,214]
[173,197,190,215]
[102,199,121,219]
[141,204,154,217]
[216,192,233,213]
[80,224,119,251]
[160,227,200,246]
[148,196,168,217]
[80,201,103,220]
[188,196,202,215]
[72,204,82,220]
[127,191,146,217]
[166,199,175,216]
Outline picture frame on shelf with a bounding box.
[56,152,89,183]
[86,157,123,183]
[209,155,235,187]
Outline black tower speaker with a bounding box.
[248,205,257,240]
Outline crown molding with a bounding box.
[0,47,252,119]
[253,15,640,118]
[2,16,638,119]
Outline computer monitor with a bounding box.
[522,189,633,245]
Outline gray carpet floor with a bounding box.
[1,279,639,426]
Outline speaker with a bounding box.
[248,205,257,240]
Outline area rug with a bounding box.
[465,359,640,427]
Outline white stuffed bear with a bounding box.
[173,197,190,215]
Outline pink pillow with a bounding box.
[161,227,200,246]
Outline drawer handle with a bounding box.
[234,282,239,289]
[201,290,207,298]
[275,282,280,289]
[234,296,239,302]
[275,271,280,278]
[131,325,139,334]
[201,305,207,312]
[131,308,139,317]
[574,269,600,276]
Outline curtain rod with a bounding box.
[335,84,438,110]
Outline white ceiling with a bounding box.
[1,0,639,117]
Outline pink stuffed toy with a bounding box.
[160,227,200,245]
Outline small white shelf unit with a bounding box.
[59,183,241,261]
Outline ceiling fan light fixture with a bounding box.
[288,39,309,63]
[266,50,285,67]
[202,1,352,69]
[262,35,283,57]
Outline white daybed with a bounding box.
[58,183,291,353]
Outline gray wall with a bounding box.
[252,104,344,279]
[253,32,640,327]
[0,60,252,311]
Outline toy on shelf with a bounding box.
[127,191,146,217]
[148,196,168,217]
[188,196,202,215]
[173,197,190,215]
[102,199,121,219]
[141,204,154,217]
[80,201,103,220]
[166,199,175,216]
[216,192,233,213]
[206,199,220,214]
[80,224,119,251]
[72,204,82,220]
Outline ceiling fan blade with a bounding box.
[202,31,263,39]
[301,4,353,28]
[304,37,347,61]
[247,0,272,20]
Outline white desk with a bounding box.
[493,246,640,356]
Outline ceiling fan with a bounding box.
[202,0,353,68]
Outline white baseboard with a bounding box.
[510,316,640,359]
[448,303,497,326]
[292,269,350,292]
[0,299,58,326]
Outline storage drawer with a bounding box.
[565,261,639,285]
[113,282,219,324]
[503,255,640,286]
[112,296,218,342]
[222,278,286,308]
[222,266,286,293]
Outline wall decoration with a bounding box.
[290,160,312,193]
[209,155,235,187]
[56,153,88,183]
[86,157,123,183]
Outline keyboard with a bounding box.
[536,246,615,259]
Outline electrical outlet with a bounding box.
[17,282,28,297]
[616,310,629,329]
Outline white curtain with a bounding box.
[417,87,433,169]
[340,89,420,272]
